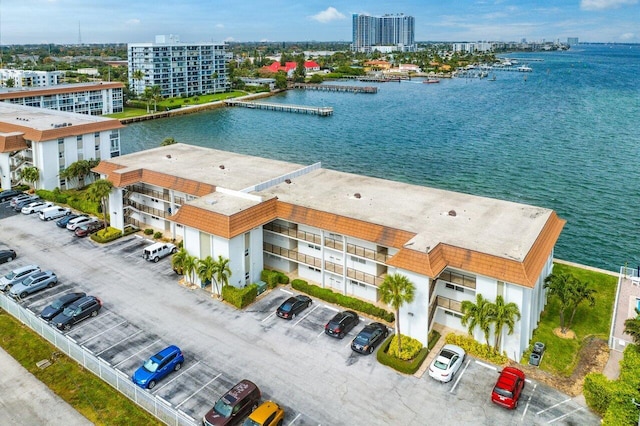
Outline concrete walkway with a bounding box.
[0,347,93,425]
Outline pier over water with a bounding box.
[291,83,378,94]
[224,99,333,116]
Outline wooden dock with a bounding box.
[291,83,377,94]
[224,100,333,116]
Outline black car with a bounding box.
[13,197,40,211]
[276,295,312,319]
[56,213,85,228]
[52,295,102,330]
[351,322,389,354]
[325,310,359,338]
[0,249,16,264]
[40,292,86,321]
[0,189,22,202]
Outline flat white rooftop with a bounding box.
[0,102,116,130]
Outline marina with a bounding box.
[224,99,333,116]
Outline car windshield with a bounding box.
[143,358,160,373]
[493,386,513,399]
[213,398,232,418]
[4,271,16,280]
[354,333,371,345]
[51,299,65,309]
[62,306,77,316]
[243,419,261,426]
[280,302,293,312]
[433,359,449,370]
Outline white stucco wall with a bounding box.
[0,153,10,190]
[394,268,430,346]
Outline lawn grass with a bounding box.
[105,107,147,119]
[0,310,161,426]
[524,262,617,376]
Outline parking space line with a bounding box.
[279,288,293,295]
[317,330,326,338]
[323,304,339,312]
[69,310,113,332]
[547,406,586,424]
[154,360,201,392]
[287,413,302,425]
[293,304,320,327]
[536,398,571,415]
[176,373,221,409]
[474,360,497,371]
[522,383,536,421]
[450,358,471,393]
[113,338,161,368]
[79,320,128,345]
[96,329,143,356]
[262,312,276,322]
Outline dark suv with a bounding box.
[52,295,102,331]
[203,379,261,426]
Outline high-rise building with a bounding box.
[352,13,415,53]
[128,35,229,99]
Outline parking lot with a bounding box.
[0,200,600,425]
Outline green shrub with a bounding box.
[144,229,154,235]
[222,284,259,309]
[260,270,289,289]
[153,231,163,239]
[36,188,69,204]
[377,334,429,375]
[291,279,394,322]
[428,330,441,351]
[387,334,423,360]
[277,273,290,284]
[583,373,613,416]
[444,333,508,365]
[90,227,122,243]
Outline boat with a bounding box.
[423,78,440,84]
[517,65,533,72]
[489,74,496,81]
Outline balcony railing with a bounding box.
[263,222,321,245]
[125,200,169,219]
[263,243,322,268]
[436,295,463,313]
[129,185,185,205]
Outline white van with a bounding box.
[142,242,177,263]
[39,206,71,221]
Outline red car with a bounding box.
[74,221,105,237]
[491,366,525,409]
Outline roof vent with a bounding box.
[448,210,457,217]
[219,165,225,170]
[354,193,361,199]
[285,179,291,184]
[166,154,171,159]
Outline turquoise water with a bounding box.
[121,44,640,272]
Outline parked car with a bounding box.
[74,221,105,237]
[56,213,85,228]
[0,189,22,202]
[350,322,389,354]
[13,196,41,211]
[39,206,71,221]
[203,379,261,426]
[142,242,177,262]
[0,264,40,292]
[491,366,526,409]
[40,292,86,321]
[52,295,102,331]
[132,345,184,390]
[66,216,97,231]
[9,193,36,208]
[325,310,359,338]
[0,249,17,264]
[276,295,312,319]
[428,344,466,383]
[242,400,284,426]
[21,200,54,214]
[9,270,58,299]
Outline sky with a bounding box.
[1,0,638,45]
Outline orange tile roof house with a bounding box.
[95,143,565,361]
[261,61,321,76]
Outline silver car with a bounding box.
[0,264,41,292]
[9,270,58,299]
[428,344,466,383]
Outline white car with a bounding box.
[66,216,97,231]
[428,344,466,383]
[21,201,54,214]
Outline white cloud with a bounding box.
[126,19,140,25]
[310,7,345,23]
[215,24,224,29]
[620,32,635,40]
[224,37,235,42]
[580,0,638,10]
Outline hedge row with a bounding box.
[584,344,640,424]
[444,333,508,366]
[91,227,122,243]
[222,284,258,309]
[291,279,394,322]
[260,270,289,289]
[377,334,429,375]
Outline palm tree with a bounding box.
[461,294,493,347]
[150,85,162,112]
[566,279,596,330]
[544,273,578,333]
[182,254,198,286]
[19,166,39,189]
[490,295,521,351]
[624,309,640,344]
[142,87,153,113]
[60,159,100,188]
[131,69,144,96]
[197,256,216,291]
[211,255,232,298]
[379,273,415,353]
[171,247,190,275]
[86,179,113,229]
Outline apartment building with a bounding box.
[94,144,564,361]
[128,35,229,98]
[0,82,124,115]
[352,13,416,53]
[0,103,123,190]
[0,69,64,88]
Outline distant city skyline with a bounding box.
[1,1,638,45]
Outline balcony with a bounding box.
[435,295,463,313]
[129,185,185,205]
[125,200,169,219]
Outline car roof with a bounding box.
[156,345,181,358]
[57,292,85,302]
[249,401,281,422]
[12,264,39,273]
[221,380,258,405]
[70,295,97,307]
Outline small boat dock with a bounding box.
[224,100,333,116]
[291,83,377,94]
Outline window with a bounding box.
[445,283,465,292]
[308,266,320,272]
[350,256,366,264]
[308,244,320,250]
[444,310,463,319]
[57,138,64,145]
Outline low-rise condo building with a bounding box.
[94,144,565,361]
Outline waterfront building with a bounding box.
[260,61,321,77]
[0,82,124,115]
[0,103,123,190]
[0,69,64,88]
[94,144,565,361]
[128,35,229,98]
[452,42,494,54]
[352,13,416,53]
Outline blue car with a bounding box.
[132,345,184,389]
